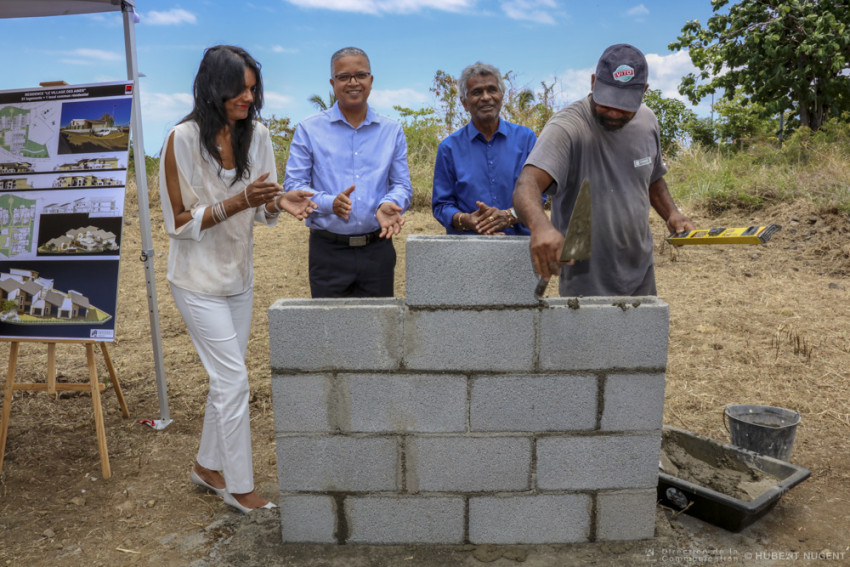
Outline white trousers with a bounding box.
[170,284,255,494]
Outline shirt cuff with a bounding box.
[168,205,206,241]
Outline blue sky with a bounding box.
[1,1,719,156]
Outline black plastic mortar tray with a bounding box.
[657,425,810,532]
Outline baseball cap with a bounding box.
[592,44,648,113]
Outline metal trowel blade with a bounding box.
[560,177,592,262]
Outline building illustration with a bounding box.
[65,118,111,135]
[0,162,34,175]
[1,178,32,190]
[52,174,121,188]
[40,225,118,254]
[42,195,119,216]
[0,268,110,324]
[54,157,120,171]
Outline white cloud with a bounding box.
[645,51,696,101]
[67,48,122,62]
[271,45,299,54]
[263,91,295,115]
[284,0,473,15]
[554,66,595,106]
[367,88,430,111]
[140,91,194,144]
[143,9,197,26]
[625,3,650,22]
[646,50,716,116]
[501,0,557,25]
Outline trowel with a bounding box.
[534,177,592,298]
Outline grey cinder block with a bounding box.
[601,373,666,431]
[279,494,336,543]
[405,235,539,307]
[271,374,332,433]
[346,373,466,433]
[539,297,669,371]
[268,298,403,371]
[404,308,535,371]
[408,437,532,492]
[469,494,591,544]
[596,489,658,541]
[346,496,465,544]
[276,436,398,492]
[537,433,661,490]
[470,374,597,432]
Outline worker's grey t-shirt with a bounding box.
[525,95,667,296]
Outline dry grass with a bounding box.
[0,181,848,565]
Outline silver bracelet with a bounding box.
[264,202,279,219]
[243,186,251,208]
[273,195,284,213]
[212,201,228,224]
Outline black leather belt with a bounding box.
[311,228,382,247]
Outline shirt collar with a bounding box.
[466,118,506,141]
[329,102,379,128]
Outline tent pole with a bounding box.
[122,1,171,429]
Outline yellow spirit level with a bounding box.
[666,224,782,246]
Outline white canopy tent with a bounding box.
[0,0,171,429]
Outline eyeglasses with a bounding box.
[333,72,371,83]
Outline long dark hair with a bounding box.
[181,45,264,184]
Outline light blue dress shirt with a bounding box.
[432,119,536,235]
[284,103,412,235]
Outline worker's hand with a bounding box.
[333,185,355,220]
[376,201,405,239]
[529,224,570,281]
[666,210,695,236]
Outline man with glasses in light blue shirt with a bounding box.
[284,46,412,297]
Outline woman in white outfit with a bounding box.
[159,45,315,513]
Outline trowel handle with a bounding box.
[534,276,549,298]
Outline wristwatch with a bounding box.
[507,207,518,225]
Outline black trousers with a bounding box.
[308,230,396,298]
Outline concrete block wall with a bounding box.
[269,235,668,544]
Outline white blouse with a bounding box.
[159,120,278,296]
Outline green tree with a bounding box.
[712,91,775,148]
[669,0,850,132]
[308,92,336,111]
[430,70,464,136]
[263,115,295,181]
[501,72,556,135]
[685,116,718,149]
[393,105,442,209]
[643,89,696,156]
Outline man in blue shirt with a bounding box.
[285,47,412,297]
[432,62,536,235]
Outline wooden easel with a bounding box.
[0,339,129,479]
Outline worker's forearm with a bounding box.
[648,177,678,220]
[513,175,551,232]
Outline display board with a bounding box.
[0,81,132,341]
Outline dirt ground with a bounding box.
[1,182,848,567]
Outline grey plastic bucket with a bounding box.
[723,404,801,461]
